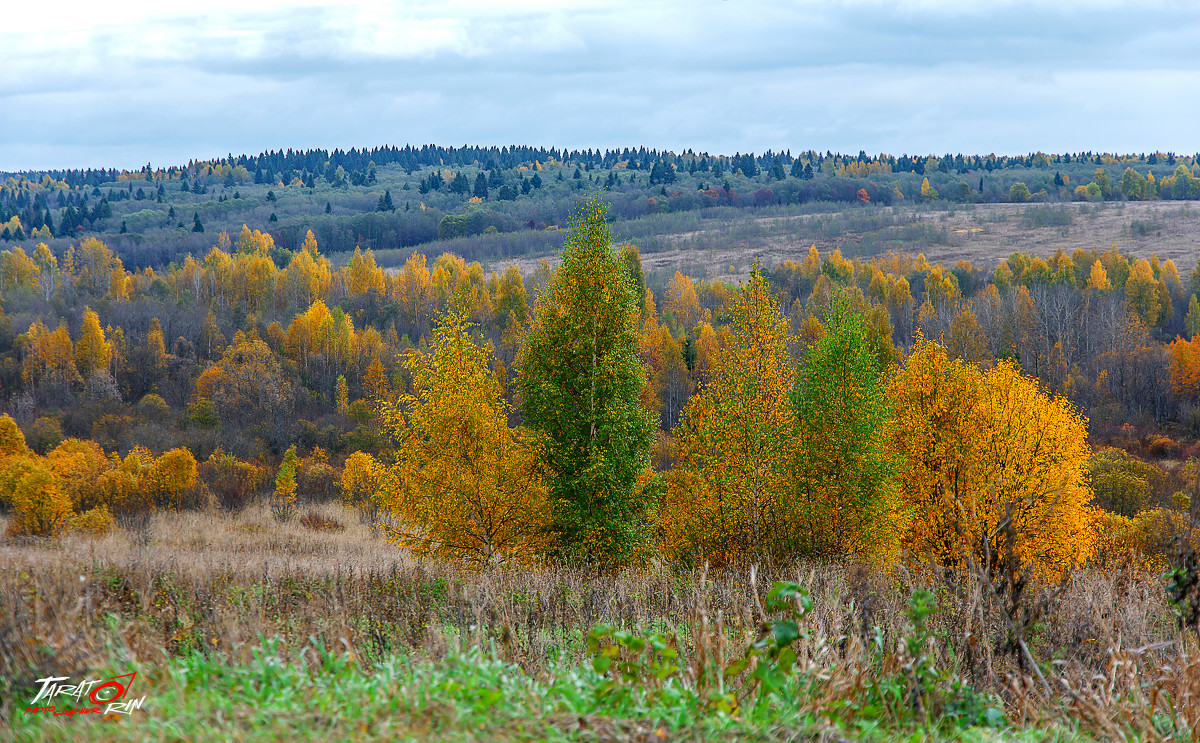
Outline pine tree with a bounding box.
[192,213,204,233]
[377,190,395,212]
[517,199,656,568]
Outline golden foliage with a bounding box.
[1168,334,1200,399]
[886,340,1096,576]
[663,267,795,565]
[6,464,73,537]
[380,307,550,568]
[67,505,115,537]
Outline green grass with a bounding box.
[5,638,1083,742]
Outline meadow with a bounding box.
[1,501,1194,741]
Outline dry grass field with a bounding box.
[486,201,1200,286]
[3,502,1199,740]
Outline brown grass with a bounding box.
[489,201,1200,286]
[1,503,1196,738]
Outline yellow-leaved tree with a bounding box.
[380,306,550,568]
[887,339,1096,576]
[340,451,391,522]
[661,265,795,565]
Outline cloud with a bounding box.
[2,1,1199,170]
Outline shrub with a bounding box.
[298,511,345,532]
[44,438,110,511]
[1148,436,1182,459]
[67,505,115,536]
[138,394,171,423]
[6,465,72,537]
[24,416,62,455]
[0,414,31,457]
[1088,448,1160,517]
[340,451,388,523]
[199,449,262,511]
[146,448,199,509]
[298,448,338,503]
[1093,508,1187,572]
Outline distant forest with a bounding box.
[3,143,1200,577]
[2,144,1198,271]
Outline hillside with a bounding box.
[5,146,1200,282]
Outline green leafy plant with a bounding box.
[585,624,683,705]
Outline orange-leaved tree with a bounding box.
[1168,334,1200,399]
[380,306,550,568]
[887,339,1096,576]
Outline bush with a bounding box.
[67,505,115,536]
[138,394,171,423]
[6,466,72,537]
[298,454,339,503]
[187,397,219,428]
[299,511,345,532]
[1087,448,1160,517]
[1148,436,1183,459]
[24,416,62,455]
[1093,507,1187,572]
[199,449,263,511]
[146,448,199,509]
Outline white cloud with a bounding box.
[2,0,1199,169]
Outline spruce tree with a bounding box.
[377,190,395,212]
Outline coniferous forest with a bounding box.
[6,145,1200,740]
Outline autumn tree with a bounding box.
[145,448,198,509]
[1187,294,1200,339]
[0,414,30,457]
[492,262,529,361]
[32,243,58,301]
[273,445,299,520]
[6,464,72,537]
[74,237,123,297]
[1125,258,1160,327]
[21,321,81,396]
[74,307,111,378]
[789,299,901,561]
[342,247,386,298]
[517,199,656,567]
[887,340,1096,576]
[665,271,701,332]
[945,308,988,363]
[197,339,293,445]
[340,451,389,518]
[663,266,795,564]
[1168,334,1200,399]
[381,307,550,567]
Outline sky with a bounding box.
[3,0,1199,172]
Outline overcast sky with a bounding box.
[3,0,1198,172]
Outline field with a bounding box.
[2,502,1195,741]
[476,201,1200,286]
